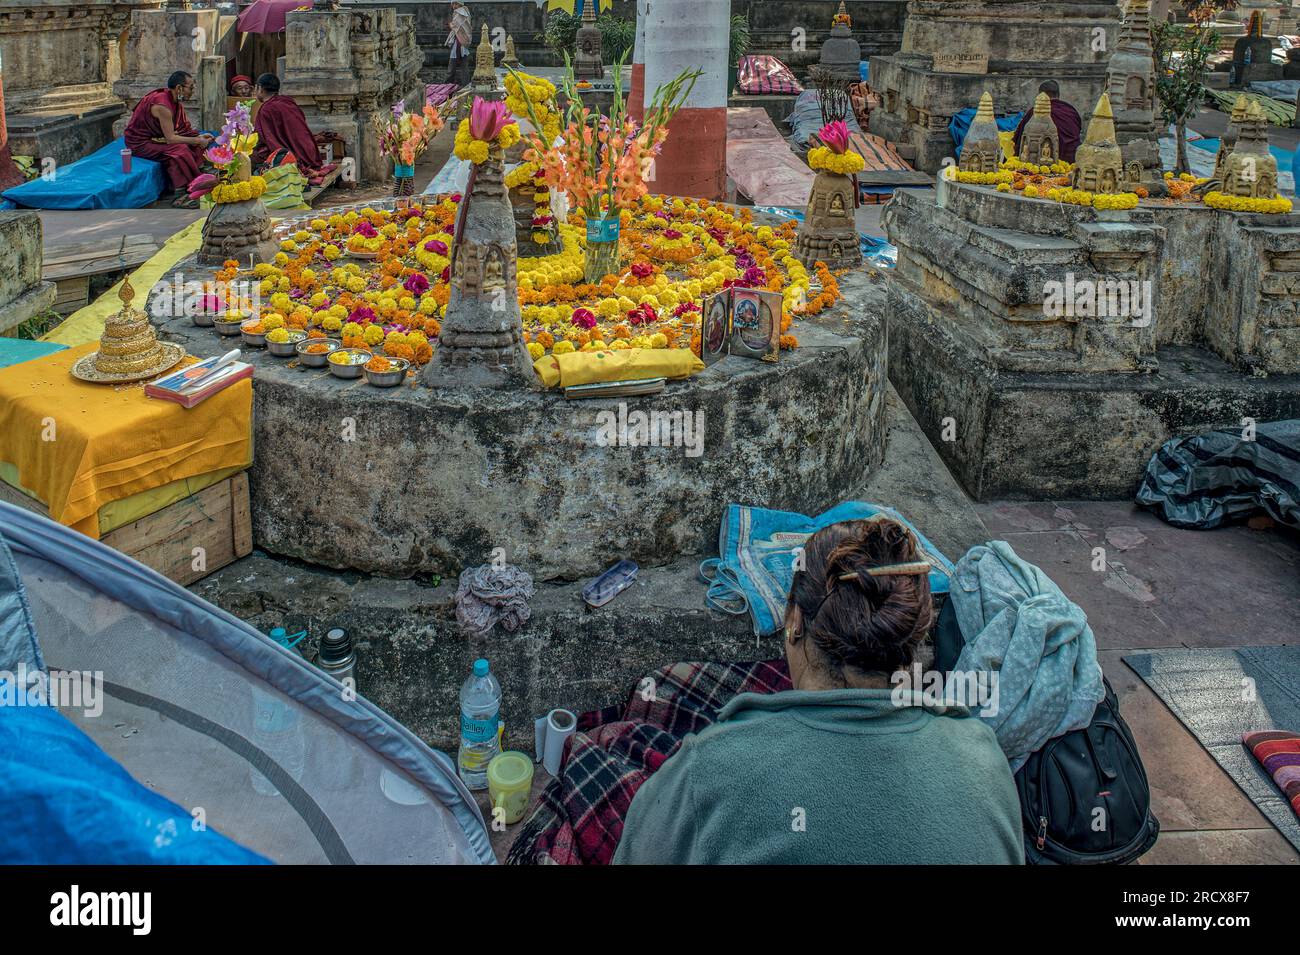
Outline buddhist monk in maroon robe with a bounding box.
[252,73,336,183]
[1012,79,1083,163]
[123,71,213,206]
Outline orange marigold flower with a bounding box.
[779,334,799,350]
[412,341,433,365]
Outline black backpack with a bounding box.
[933,598,1159,864]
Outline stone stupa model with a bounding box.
[961,91,1002,173]
[1106,0,1160,176]
[424,142,536,389]
[817,2,862,82]
[71,276,185,383]
[504,35,522,71]
[472,25,498,92]
[1019,92,1060,164]
[1222,100,1279,198]
[573,1,604,80]
[1072,92,1125,193]
[1214,94,1250,179]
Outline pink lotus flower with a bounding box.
[571,307,597,329]
[818,120,850,155]
[469,98,512,141]
[424,239,449,255]
[205,144,234,166]
[404,273,430,296]
[188,174,218,199]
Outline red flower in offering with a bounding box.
[630,262,653,278]
[424,239,449,255]
[627,303,657,325]
[673,302,701,317]
[571,307,598,329]
[404,273,430,296]
[353,220,378,238]
[440,266,451,283]
[662,228,682,240]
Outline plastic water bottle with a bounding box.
[250,627,308,797]
[457,658,501,790]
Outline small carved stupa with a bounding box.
[72,276,184,382]
[793,141,862,270]
[960,91,1002,173]
[1019,93,1060,164]
[1107,0,1160,174]
[574,0,604,80]
[818,2,862,82]
[1214,94,1250,179]
[504,35,522,71]
[472,24,497,90]
[424,139,535,389]
[1071,93,1125,193]
[1222,101,1278,198]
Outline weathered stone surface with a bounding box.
[114,6,220,123]
[197,197,279,267]
[280,7,425,183]
[0,1,151,162]
[193,552,770,751]
[0,211,55,334]
[870,0,1122,172]
[884,186,1300,498]
[152,264,889,581]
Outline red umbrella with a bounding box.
[237,0,314,35]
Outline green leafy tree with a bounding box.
[1153,20,1221,174]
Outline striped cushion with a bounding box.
[1243,730,1300,818]
[737,55,803,95]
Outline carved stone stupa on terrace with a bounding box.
[818,2,862,82]
[472,25,498,92]
[1071,93,1125,193]
[793,152,862,270]
[574,2,604,80]
[960,92,1002,173]
[1222,101,1279,198]
[1214,94,1250,179]
[424,146,535,389]
[1019,93,1060,163]
[1106,0,1160,175]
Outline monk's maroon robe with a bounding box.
[252,95,323,175]
[1012,98,1083,163]
[123,89,204,191]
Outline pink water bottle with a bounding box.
[121,148,132,174]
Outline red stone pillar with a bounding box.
[0,50,26,191]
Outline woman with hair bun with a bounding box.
[612,518,1024,865]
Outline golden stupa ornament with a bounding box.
[71,275,186,384]
[1071,92,1125,194]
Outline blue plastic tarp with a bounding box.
[2,137,166,210]
[950,108,1024,160]
[0,339,66,371]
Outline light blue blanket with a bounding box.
[950,540,1104,771]
[700,501,954,636]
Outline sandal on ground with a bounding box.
[172,193,199,209]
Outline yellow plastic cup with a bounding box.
[487,750,534,825]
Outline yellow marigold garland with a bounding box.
[212,176,267,204]
[808,146,866,175]
[1203,191,1293,214]
[454,118,521,164]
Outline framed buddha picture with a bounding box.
[729,289,780,362]
[701,291,731,367]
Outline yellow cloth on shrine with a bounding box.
[42,219,207,347]
[0,343,253,539]
[533,347,704,388]
[999,131,1016,162]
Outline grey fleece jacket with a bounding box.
[612,688,1024,865]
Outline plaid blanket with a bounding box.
[737,55,803,95]
[506,658,791,865]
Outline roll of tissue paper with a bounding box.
[538,708,577,777]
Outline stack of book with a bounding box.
[145,350,252,408]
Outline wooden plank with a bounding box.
[44,234,158,283]
[101,474,252,586]
[43,234,154,266]
[304,164,346,207]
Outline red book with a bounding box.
[145,362,252,408]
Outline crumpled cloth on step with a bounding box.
[455,563,536,636]
[950,540,1105,772]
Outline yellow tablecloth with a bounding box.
[0,343,253,538]
[533,348,704,389]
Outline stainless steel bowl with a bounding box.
[267,330,308,357]
[241,322,267,348]
[190,310,217,327]
[364,356,410,388]
[214,318,245,337]
[327,347,371,379]
[295,338,340,367]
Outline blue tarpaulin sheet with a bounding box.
[0,339,65,371]
[752,205,896,268]
[2,137,166,210]
[950,108,1024,160]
